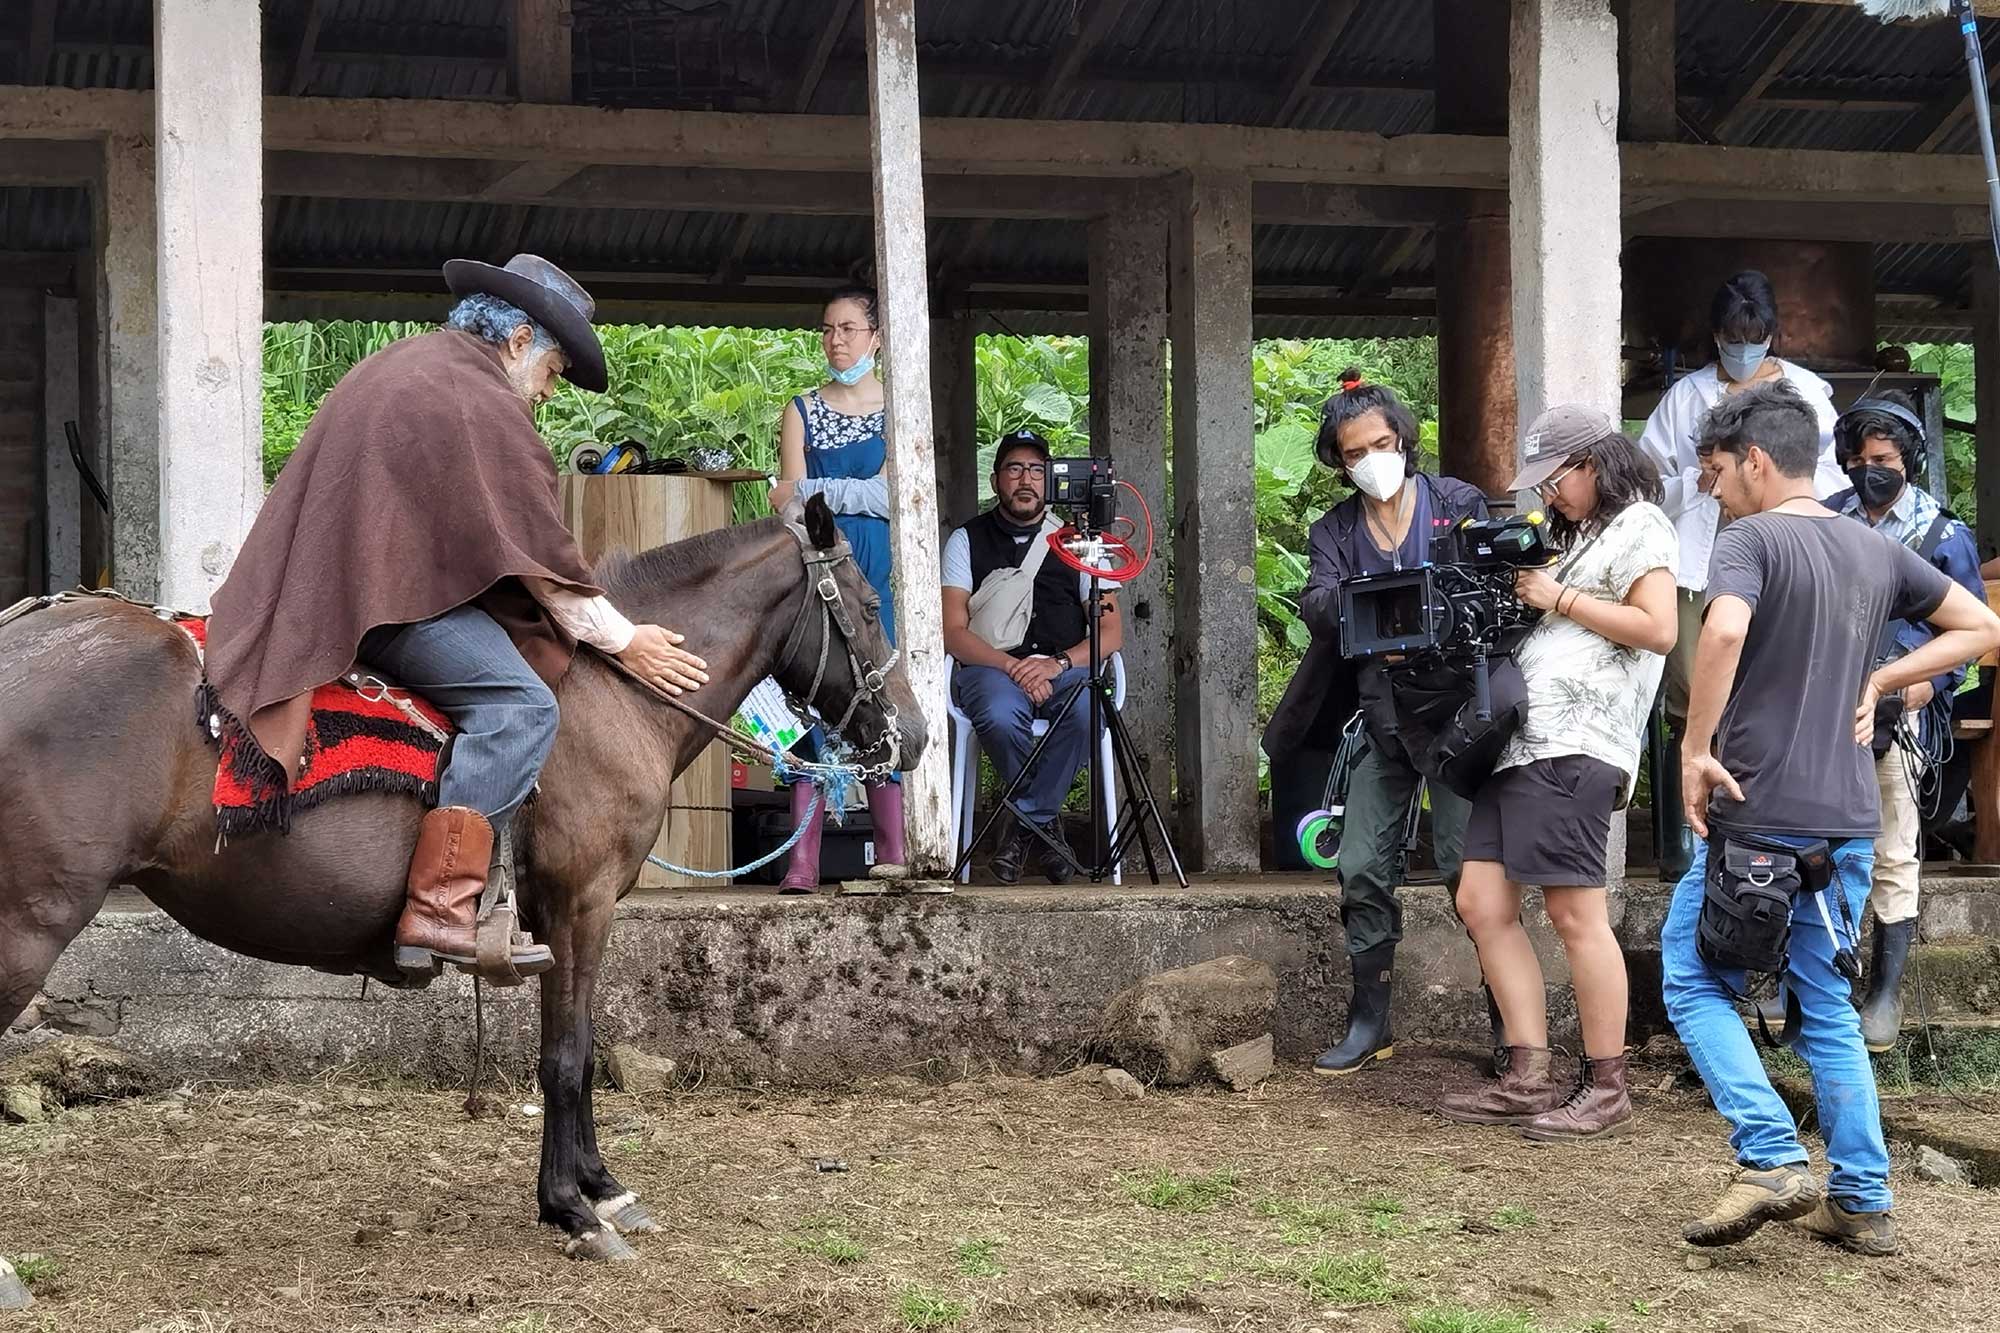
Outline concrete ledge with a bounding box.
[7,874,2000,1087]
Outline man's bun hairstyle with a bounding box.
[1315,367,1421,481]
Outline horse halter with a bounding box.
[772,522,903,778]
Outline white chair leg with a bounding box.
[954,725,979,884]
[1100,730,1121,885]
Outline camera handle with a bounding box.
[1471,650,1493,724]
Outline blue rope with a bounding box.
[642,748,864,880]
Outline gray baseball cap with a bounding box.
[1507,403,1620,493]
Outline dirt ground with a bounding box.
[3,1048,1996,1333]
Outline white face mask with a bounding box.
[1348,450,1408,503]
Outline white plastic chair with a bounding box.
[947,654,1125,885]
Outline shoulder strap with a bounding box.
[1018,515,1057,579]
[1916,511,1954,563]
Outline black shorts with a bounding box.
[1463,756,1622,888]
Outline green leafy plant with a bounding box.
[1117,1166,1240,1213]
[953,1237,1001,1277]
[896,1284,968,1330]
[1406,1308,1539,1333]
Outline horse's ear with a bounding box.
[803,492,838,550]
[778,493,806,528]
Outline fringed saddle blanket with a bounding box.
[176,618,454,836]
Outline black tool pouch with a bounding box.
[1697,833,1826,975]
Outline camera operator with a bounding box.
[1669,382,1999,1256]
[1824,391,1983,1050]
[1636,271,1845,729]
[1265,372,1491,1075]
[942,430,1120,885]
[1436,407,1677,1141]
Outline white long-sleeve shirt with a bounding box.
[1634,359,1846,591]
[524,577,637,654]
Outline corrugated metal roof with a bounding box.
[0,187,91,254]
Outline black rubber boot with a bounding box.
[1315,945,1394,1075]
[1859,918,1915,1053]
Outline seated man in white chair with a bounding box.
[942,430,1120,883]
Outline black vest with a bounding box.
[964,507,1088,659]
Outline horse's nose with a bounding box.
[896,712,929,769]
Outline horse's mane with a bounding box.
[594,514,789,598]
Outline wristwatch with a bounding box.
[1054,652,1073,672]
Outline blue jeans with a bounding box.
[357,605,560,834]
[953,664,1097,825]
[1662,836,1892,1213]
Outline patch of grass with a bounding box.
[1491,1205,1538,1230]
[1629,1299,1654,1318]
[500,1317,550,1333]
[1870,1026,2000,1095]
[1117,1167,1240,1214]
[1262,1250,1407,1307]
[1573,1321,1614,1333]
[609,1135,643,1157]
[1254,1194,1353,1245]
[10,1256,59,1288]
[790,1219,867,1266]
[1405,1306,1539,1333]
[953,1237,1001,1278]
[896,1284,968,1330]
[1360,1194,1411,1237]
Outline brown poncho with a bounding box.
[206,329,602,784]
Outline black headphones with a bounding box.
[1835,397,1928,483]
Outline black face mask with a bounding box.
[1846,464,1905,510]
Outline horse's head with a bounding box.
[772,493,927,774]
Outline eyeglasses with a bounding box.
[998,461,1047,479]
[1536,461,1583,497]
[820,323,877,341]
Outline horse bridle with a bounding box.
[771,522,903,778]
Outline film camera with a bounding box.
[1048,455,1119,532]
[1338,512,1556,662]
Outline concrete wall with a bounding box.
[18,877,1997,1088]
[0,281,46,604]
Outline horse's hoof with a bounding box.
[563,1227,638,1263]
[0,1260,33,1311]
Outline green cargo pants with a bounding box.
[1334,743,1470,956]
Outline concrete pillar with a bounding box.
[1168,169,1259,873]
[1088,193,1172,794]
[155,0,264,613]
[1509,0,1623,432]
[42,293,80,590]
[930,312,980,531]
[96,133,158,600]
[865,0,951,875]
[1614,0,1676,143]
[1434,211,1519,497]
[1510,0,1625,883]
[1975,253,2000,562]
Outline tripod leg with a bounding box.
[950,678,1090,881]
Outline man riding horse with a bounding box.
[205,254,710,980]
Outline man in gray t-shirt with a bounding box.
[1663,382,1998,1260]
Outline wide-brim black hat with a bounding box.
[442,253,608,392]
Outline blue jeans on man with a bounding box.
[953,664,1097,825]
[1662,835,1892,1214]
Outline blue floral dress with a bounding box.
[794,389,895,643]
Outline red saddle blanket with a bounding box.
[177,618,454,835]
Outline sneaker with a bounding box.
[1790,1199,1900,1257]
[1682,1164,1822,1248]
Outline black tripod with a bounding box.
[951,557,1187,887]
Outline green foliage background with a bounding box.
[262,322,1979,751]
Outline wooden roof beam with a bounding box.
[1272,0,1361,128]
[1032,0,1138,117]
[1708,7,1834,143]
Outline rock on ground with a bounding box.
[1,1084,46,1124]
[0,1037,161,1107]
[1208,1034,1275,1091]
[1917,1144,1974,1187]
[605,1044,678,1095]
[1097,1068,1145,1100]
[1099,955,1277,1087]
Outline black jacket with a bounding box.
[1262,473,1491,763]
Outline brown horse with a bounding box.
[0,494,924,1267]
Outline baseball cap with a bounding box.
[1507,403,1619,492]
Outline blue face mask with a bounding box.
[1716,339,1771,384]
[827,351,876,387]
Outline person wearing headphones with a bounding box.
[1265,371,1493,1075]
[1825,390,1982,1050]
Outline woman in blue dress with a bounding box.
[768,283,905,889]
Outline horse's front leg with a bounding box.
[536,892,635,1262]
[576,1014,661,1236]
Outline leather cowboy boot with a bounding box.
[779,781,825,894]
[1436,1046,1563,1125]
[1314,946,1396,1074]
[1522,1053,1633,1141]
[865,780,908,880]
[1859,918,1916,1053]
[395,806,552,975]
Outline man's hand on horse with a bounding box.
[617,624,709,695]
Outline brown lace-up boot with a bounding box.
[1436,1046,1563,1125]
[1522,1053,1633,1141]
[395,806,553,976]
